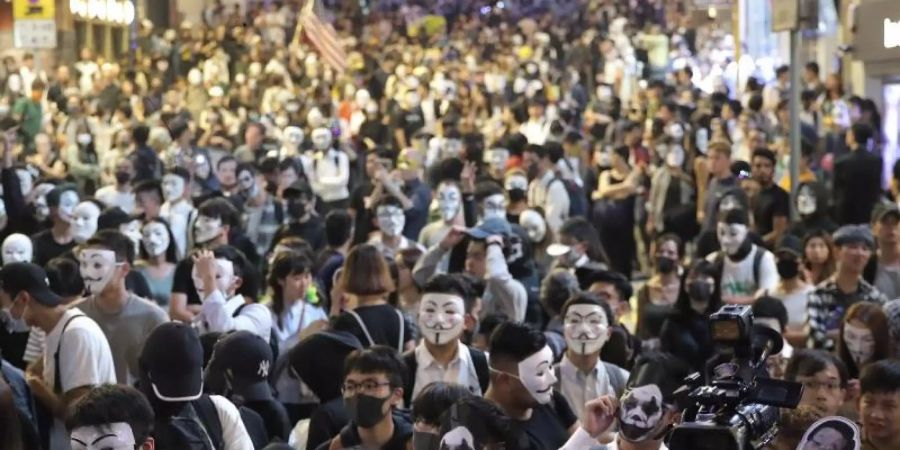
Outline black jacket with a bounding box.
[833,149,883,225]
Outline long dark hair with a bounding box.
[559,217,611,266]
[673,259,722,316]
[139,217,178,263]
[267,251,313,329]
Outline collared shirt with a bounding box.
[808,277,888,349]
[196,290,273,342]
[556,355,629,422]
[312,148,350,202]
[270,300,327,351]
[411,341,481,400]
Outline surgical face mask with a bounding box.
[57,190,80,224]
[687,280,713,313]
[797,185,817,216]
[516,345,556,405]
[72,201,101,243]
[162,174,186,202]
[2,233,32,265]
[192,258,235,297]
[312,128,332,151]
[564,304,610,355]
[15,169,32,196]
[717,223,748,256]
[376,205,405,237]
[142,221,170,257]
[274,115,289,128]
[76,133,93,146]
[519,210,546,243]
[194,215,224,244]
[79,249,121,295]
[418,293,466,346]
[655,256,677,274]
[843,322,875,366]
[70,422,137,450]
[482,194,506,220]
[436,184,461,222]
[619,384,667,443]
[344,393,391,428]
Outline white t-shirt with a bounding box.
[708,245,778,303]
[44,308,116,450]
[209,394,255,450]
[95,186,136,214]
[761,284,813,328]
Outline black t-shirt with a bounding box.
[272,217,326,253]
[515,391,578,450]
[332,304,414,351]
[30,230,76,267]
[244,399,291,443]
[752,183,790,238]
[390,107,425,143]
[239,406,269,450]
[330,412,413,450]
[350,182,374,245]
[308,398,348,450]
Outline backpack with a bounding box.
[401,346,490,406]
[153,395,224,450]
[713,246,765,286]
[555,160,588,217]
[234,303,280,363]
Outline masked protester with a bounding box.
[401,274,489,406]
[309,127,351,212]
[787,181,837,238]
[31,184,79,266]
[709,208,777,305]
[159,167,196,260]
[320,346,413,450]
[66,384,155,450]
[837,302,891,381]
[95,159,136,214]
[419,180,462,250]
[635,234,682,347]
[410,382,476,450]
[555,293,629,422]
[369,195,425,261]
[484,322,575,450]
[659,259,722,373]
[272,180,326,252]
[761,235,813,347]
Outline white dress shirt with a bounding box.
[270,300,327,351]
[312,148,350,202]
[411,341,482,400]
[196,290,273,342]
[556,354,629,422]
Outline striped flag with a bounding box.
[296,0,347,74]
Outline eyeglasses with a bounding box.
[341,380,392,395]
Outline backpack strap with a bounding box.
[193,395,224,450]
[467,346,490,395]
[346,310,375,347]
[402,350,417,407]
[395,308,405,353]
[752,246,765,285]
[54,313,86,394]
[603,362,627,398]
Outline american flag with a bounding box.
[296,0,347,74]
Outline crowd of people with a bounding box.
[0,0,899,449]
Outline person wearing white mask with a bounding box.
[67,384,156,450]
[648,142,694,237]
[31,184,79,266]
[401,274,490,406]
[275,125,304,161]
[2,233,32,265]
[133,218,177,307]
[419,180,462,250]
[554,294,628,422]
[310,127,350,212]
[392,89,425,150]
[706,209,777,305]
[71,200,103,244]
[369,196,424,261]
[159,167,196,259]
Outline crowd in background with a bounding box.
[0,0,899,449]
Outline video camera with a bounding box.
[668,305,803,450]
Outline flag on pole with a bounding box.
[296,0,347,74]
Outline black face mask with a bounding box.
[115,171,132,184]
[656,256,677,274]
[507,188,526,203]
[776,259,800,279]
[344,394,390,428]
[286,198,308,219]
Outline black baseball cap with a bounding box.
[0,262,63,306]
[140,322,204,402]
[206,331,274,402]
[775,234,804,258]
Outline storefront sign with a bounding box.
[886,18,900,49]
[853,0,900,62]
[69,0,136,25]
[13,0,57,49]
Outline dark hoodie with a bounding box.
[659,260,723,375]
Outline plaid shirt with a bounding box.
[807,277,888,350]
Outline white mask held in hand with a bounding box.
[436,183,461,223]
[162,174,186,203]
[79,249,121,295]
[797,185,817,216]
[716,222,748,256]
[312,127,332,151]
[142,221,171,257]
[194,215,223,244]
[192,258,235,297]
[515,345,556,405]
[843,322,875,366]
[2,233,32,265]
[71,201,101,243]
[482,194,506,220]
[70,422,137,450]
[564,304,610,355]
[619,384,666,442]
[57,190,80,224]
[120,220,142,256]
[418,293,465,346]
[376,205,405,237]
